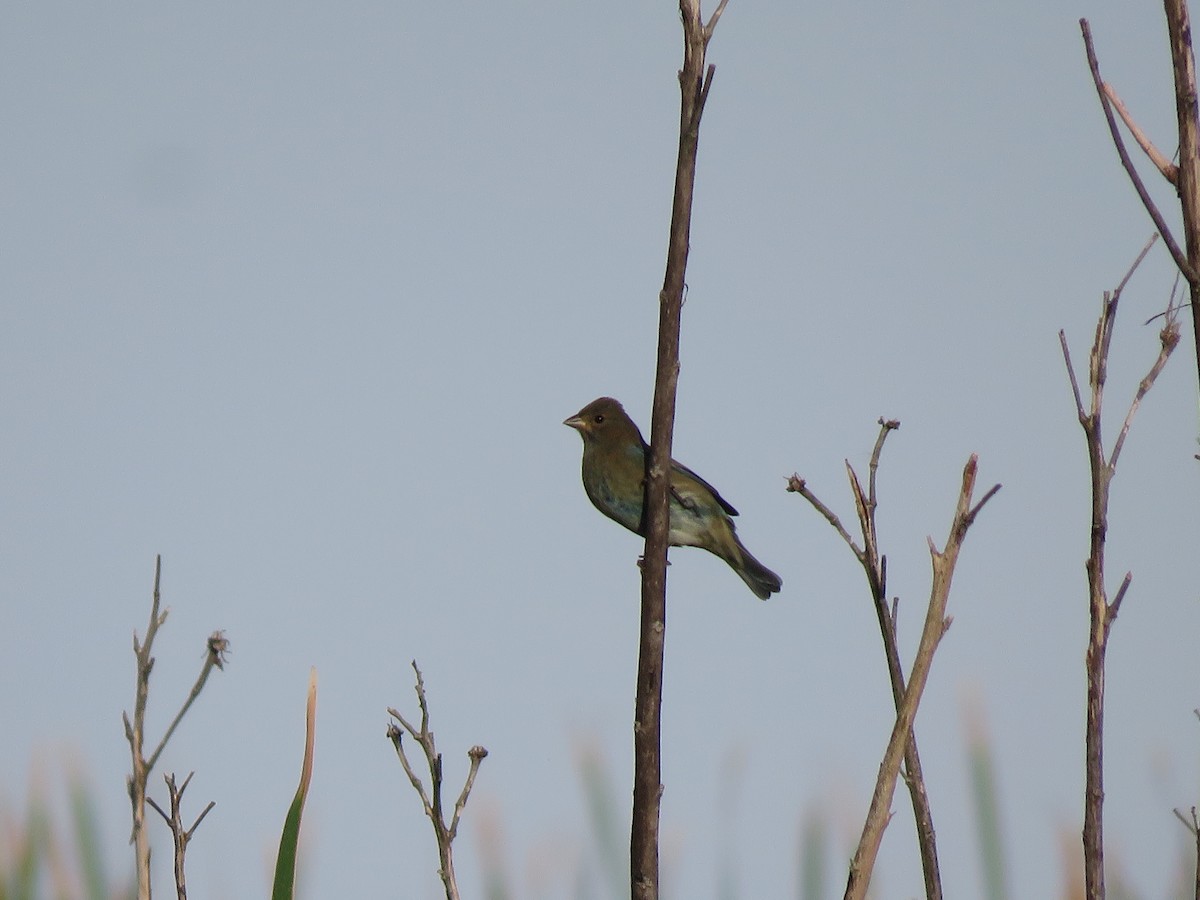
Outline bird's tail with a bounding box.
[729,536,782,600]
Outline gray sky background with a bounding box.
[3,1,1200,897]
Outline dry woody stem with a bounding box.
[841,456,999,900]
[1176,711,1200,900]
[387,660,488,900]
[1059,240,1180,900]
[787,419,945,900]
[793,440,997,900]
[1080,12,1200,406]
[146,772,216,900]
[1173,805,1200,900]
[122,556,228,900]
[632,2,728,898]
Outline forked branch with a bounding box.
[123,556,228,900]
[1059,240,1180,900]
[1081,10,1200,404]
[387,661,488,900]
[840,455,999,900]
[1079,19,1196,284]
[789,418,996,900]
[146,772,216,900]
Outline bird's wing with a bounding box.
[669,459,739,517]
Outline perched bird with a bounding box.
[563,397,782,600]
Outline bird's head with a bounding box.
[563,397,642,445]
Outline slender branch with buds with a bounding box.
[122,556,228,900]
[1060,238,1180,899]
[146,772,216,900]
[788,418,947,900]
[387,661,488,900]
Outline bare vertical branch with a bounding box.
[387,661,488,900]
[633,2,728,898]
[123,558,227,900]
[124,556,165,900]
[1163,0,1200,398]
[146,773,216,900]
[1060,246,1180,900]
[1174,712,1200,900]
[1172,806,1200,900]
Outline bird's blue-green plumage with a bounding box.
[564,397,782,600]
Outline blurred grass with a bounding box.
[966,703,1009,900]
[576,744,626,899]
[798,808,827,900]
[67,781,109,900]
[4,716,1196,900]
[0,770,131,900]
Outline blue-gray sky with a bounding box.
[3,1,1199,897]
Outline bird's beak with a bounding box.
[563,414,585,431]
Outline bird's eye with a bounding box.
[593,414,605,424]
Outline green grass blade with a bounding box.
[272,669,318,900]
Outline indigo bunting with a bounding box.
[564,397,782,600]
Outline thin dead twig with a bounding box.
[123,557,227,900]
[790,417,966,900]
[1175,806,1200,900]
[1060,241,1180,900]
[1079,19,1197,284]
[1102,82,1179,183]
[786,474,863,562]
[843,455,1000,900]
[1083,9,1200,403]
[387,661,488,900]
[146,772,216,900]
